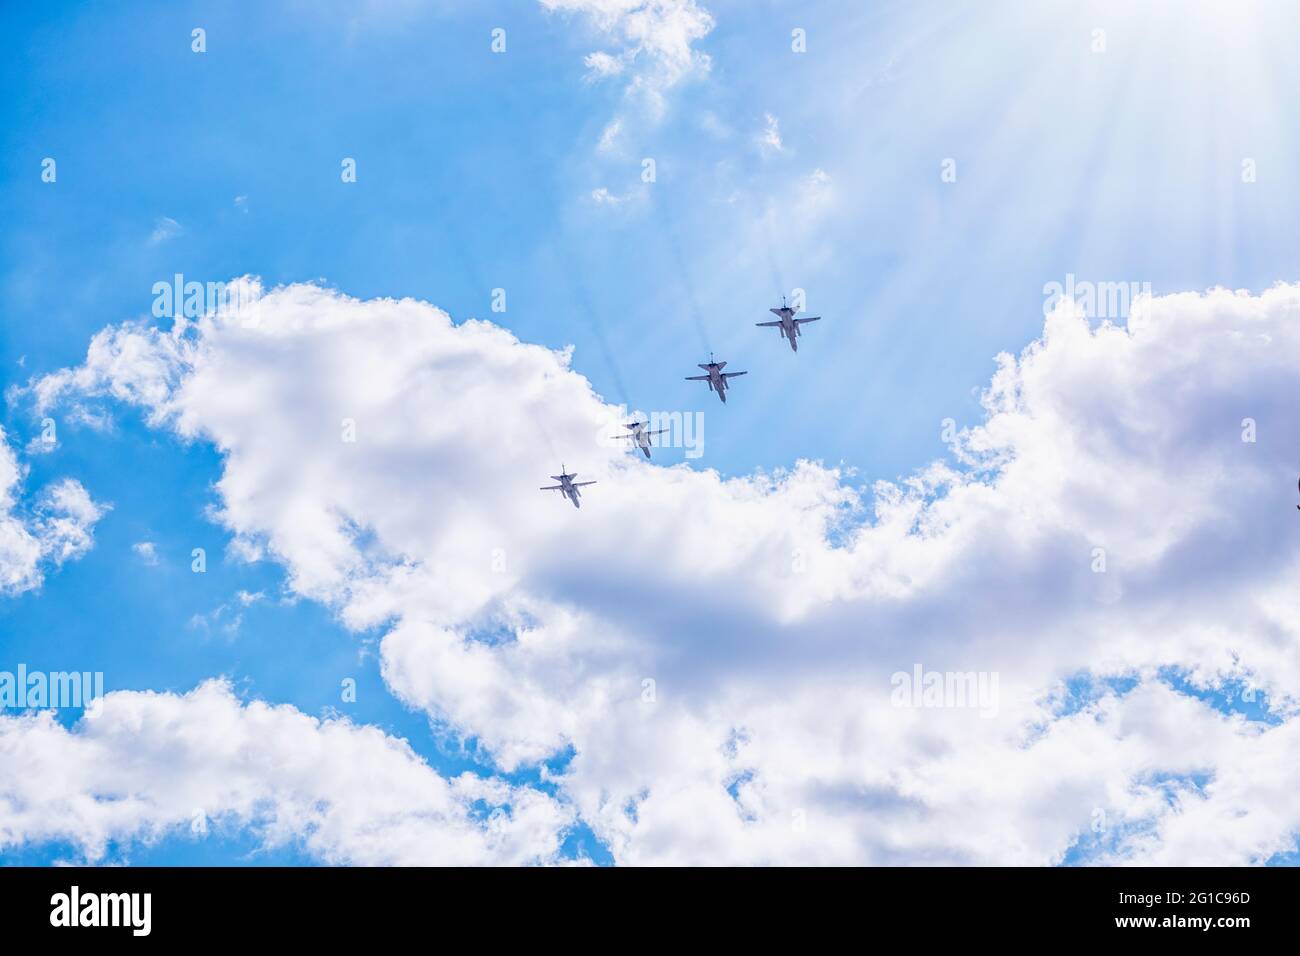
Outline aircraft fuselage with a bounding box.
[560,479,583,508]
[774,308,800,351]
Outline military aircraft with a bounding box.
[756,297,821,352]
[539,465,596,509]
[685,353,747,403]
[611,421,669,459]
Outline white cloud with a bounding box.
[584,50,626,78]
[189,589,265,636]
[590,186,626,205]
[0,681,573,865]
[0,437,40,594]
[0,430,106,595]
[148,216,182,245]
[34,480,105,565]
[597,118,623,152]
[757,112,782,153]
[132,541,159,565]
[24,280,1300,864]
[541,0,715,119]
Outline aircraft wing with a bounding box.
[756,320,782,327]
[609,433,635,439]
[685,374,710,381]
[646,428,669,436]
[571,481,597,487]
[794,316,821,324]
[539,485,563,491]
[721,371,747,378]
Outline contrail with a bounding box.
[654,192,712,355]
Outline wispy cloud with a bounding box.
[148,216,182,245]
[584,50,625,78]
[597,117,623,152]
[188,590,264,637]
[132,541,159,566]
[756,112,783,154]
[541,0,715,120]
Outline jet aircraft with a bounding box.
[611,421,669,459]
[539,465,596,508]
[685,353,747,403]
[755,297,821,352]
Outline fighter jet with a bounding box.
[685,353,747,404]
[539,465,596,509]
[756,297,821,352]
[611,421,668,459]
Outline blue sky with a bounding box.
[11,0,1300,480]
[2,0,1299,866]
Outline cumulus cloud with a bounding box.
[0,680,572,865]
[0,430,106,595]
[20,279,1300,864]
